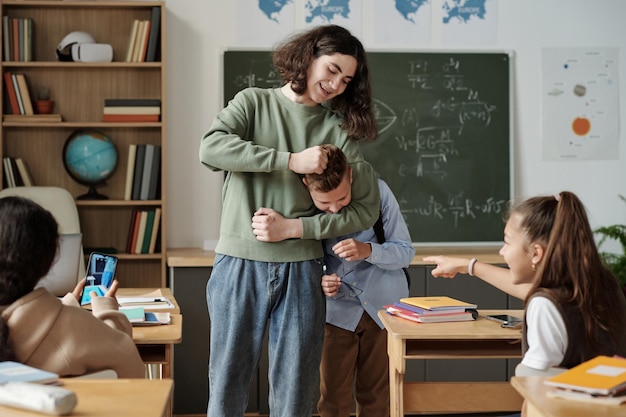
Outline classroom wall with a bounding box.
[164,0,626,253]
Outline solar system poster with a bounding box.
[542,47,619,161]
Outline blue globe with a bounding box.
[63,130,118,199]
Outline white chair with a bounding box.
[0,186,86,294]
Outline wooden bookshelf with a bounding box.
[0,1,167,287]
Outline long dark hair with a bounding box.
[273,24,377,142]
[517,191,626,348]
[0,196,59,360]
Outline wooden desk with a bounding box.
[0,379,173,417]
[379,309,524,416]
[117,288,182,379]
[511,376,626,417]
[166,247,504,267]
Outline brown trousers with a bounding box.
[318,313,389,417]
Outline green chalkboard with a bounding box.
[223,51,512,245]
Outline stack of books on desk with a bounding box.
[384,296,478,323]
[544,355,626,405]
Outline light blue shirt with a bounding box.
[323,179,415,330]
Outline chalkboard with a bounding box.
[223,51,512,245]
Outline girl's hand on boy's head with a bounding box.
[321,273,341,297]
[288,145,328,175]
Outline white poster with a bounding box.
[440,0,497,45]
[373,0,431,46]
[302,0,362,38]
[237,0,296,47]
[542,47,620,161]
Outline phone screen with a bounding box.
[486,314,522,324]
[80,253,119,305]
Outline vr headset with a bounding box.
[56,31,113,63]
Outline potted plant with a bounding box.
[34,86,54,114]
[595,194,626,297]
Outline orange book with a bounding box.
[148,208,161,254]
[399,296,477,311]
[3,72,20,114]
[128,210,142,254]
[544,355,626,396]
[15,74,34,115]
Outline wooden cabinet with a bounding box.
[1,1,167,287]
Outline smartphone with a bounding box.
[80,252,119,305]
[486,314,522,325]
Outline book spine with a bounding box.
[125,19,140,63]
[104,99,161,107]
[148,207,161,254]
[124,144,137,200]
[126,209,140,254]
[140,144,154,200]
[102,114,159,122]
[11,73,24,114]
[3,72,20,114]
[134,210,148,254]
[147,145,161,200]
[145,6,161,62]
[15,74,33,115]
[103,106,161,115]
[141,209,155,254]
[131,144,146,200]
[2,16,10,62]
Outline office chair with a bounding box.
[0,186,86,294]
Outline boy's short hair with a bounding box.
[303,144,349,193]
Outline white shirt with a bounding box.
[519,296,568,374]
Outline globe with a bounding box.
[63,130,118,200]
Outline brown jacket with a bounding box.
[1,288,144,378]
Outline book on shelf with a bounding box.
[148,208,161,254]
[3,17,34,62]
[124,144,137,200]
[15,158,34,186]
[139,144,155,200]
[103,106,160,115]
[11,73,24,114]
[138,19,151,62]
[145,6,161,62]
[2,157,15,188]
[3,114,62,123]
[15,73,34,115]
[384,305,477,323]
[131,144,146,200]
[126,209,141,254]
[399,296,478,311]
[141,209,155,254]
[9,157,23,186]
[134,210,148,254]
[102,114,159,122]
[544,355,626,396]
[0,361,59,385]
[104,98,161,107]
[147,145,161,200]
[125,19,140,63]
[2,16,9,62]
[3,71,20,114]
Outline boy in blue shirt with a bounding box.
[303,144,415,417]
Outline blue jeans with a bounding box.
[206,254,325,417]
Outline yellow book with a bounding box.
[399,296,477,311]
[544,355,626,396]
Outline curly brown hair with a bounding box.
[273,25,377,142]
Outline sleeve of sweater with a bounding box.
[61,294,133,337]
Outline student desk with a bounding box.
[117,288,182,379]
[511,376,626,417]
[0,379,173,417]
[378,309,524,416]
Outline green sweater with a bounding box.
[199,87,380,262]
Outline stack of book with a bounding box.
[103,99,161,122]
[544,355,626,405]
[384,296,478,323]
